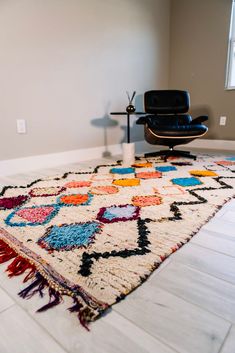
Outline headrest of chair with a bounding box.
[144,90,190,114]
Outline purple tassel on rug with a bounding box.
[37,287,62,312]
[68,297,90,331]
[18,273,47,299]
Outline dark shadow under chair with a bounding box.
[136,90,208,161]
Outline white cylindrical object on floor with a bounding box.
[122,142,135,166]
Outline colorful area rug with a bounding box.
[0,154,235,328]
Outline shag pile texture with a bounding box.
[0,154,235,328]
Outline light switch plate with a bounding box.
[16,119,27,134]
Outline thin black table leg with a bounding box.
[127,113,130,143]
[110,111,145,144]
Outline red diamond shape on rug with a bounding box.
[16,206,55,223]
[0,195,28,210]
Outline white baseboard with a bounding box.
[137,138,235,153]
[0,144,122,177]
[187,138,235,150]
[0,139,234,177]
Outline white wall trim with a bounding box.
[0,139,234,177]
[136,138,235,154]
[187,138,235,150]
[0,144,122,177]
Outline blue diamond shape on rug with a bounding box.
[38,221,103,251]
[155,166,177,172]
[171,177,202,187]
[97,204,140,223]
[110,167,135,174]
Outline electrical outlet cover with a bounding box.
[219,116,227,126]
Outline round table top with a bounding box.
[110,112,145,115]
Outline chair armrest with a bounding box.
[191,116,208,124]
[136,116,149,125]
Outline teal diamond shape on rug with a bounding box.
[171,177,202,187]
[110,167,135,174]
[155,166,177,172]
[38,221,102,251]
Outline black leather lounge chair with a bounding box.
[136,90,208,160]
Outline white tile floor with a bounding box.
[0,155,235,353]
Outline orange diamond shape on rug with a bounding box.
[189,170,218,177]
[132,195,162,207]
[58,194,92,206]
[136,171,162,179]
[112,178,140,187]
[132,162,153,168]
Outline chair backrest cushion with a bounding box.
[144,90,190,114]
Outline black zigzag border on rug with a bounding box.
[0,162,121,197]
[78,176,235,276]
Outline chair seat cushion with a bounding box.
[136,113,208,138]
[149,124,207,137]
[147,114,192,125]
[140,114,208,138]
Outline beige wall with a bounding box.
[169,0,234,140]
[0,0,170,160]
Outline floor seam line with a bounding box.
[171,258,235,286]
[155,282,234,324]
[189,241,235,258]
[112,308,181,353]
[0,281,70,353]
[218,324,233,353]
[166,260,235,287]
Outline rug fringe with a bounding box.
[18,272,47,299]
[23,268,36,283]
[6,256,35,277]
[0,239,17,263]
[18,271,90,329]
[0,238,92,329]
[68,297,90,331]
[37,287,62,312]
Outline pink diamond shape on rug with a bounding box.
[64,181,92,188]
[90,186,119,195]
[16,206,55,223]
[216,160,235,166]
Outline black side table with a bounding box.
[110,112,145,143]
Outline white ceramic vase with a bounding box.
[122,142,135,166]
